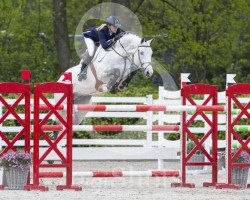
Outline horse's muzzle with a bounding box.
[144,66,153,78]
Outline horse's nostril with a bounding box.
[146,71,151,78]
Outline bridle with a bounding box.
[136,45,152,75]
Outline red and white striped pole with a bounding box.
[39,170,179,178]
[39,104,226,112]
[41,125,180,132]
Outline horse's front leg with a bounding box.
[106,68,120,92]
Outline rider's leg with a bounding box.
[78,51,93,81]
[84,37,96,57]
[78,37,95,81]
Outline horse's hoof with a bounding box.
[102,87,109,92]
[117,84,125,91]
[108,86,118,94]
[98,85,108,92]
[47,160,54,164]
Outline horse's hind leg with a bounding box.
[52,121,59,140]
[48,120,61,164]
[73,94,92,125]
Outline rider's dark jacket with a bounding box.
[83,25,121,50]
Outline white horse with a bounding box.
[57,32,154,125]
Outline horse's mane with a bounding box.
[123,31,141,38]
[118,31,141,41]
[115,32,142,49]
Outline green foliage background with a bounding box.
[1,0,249,86]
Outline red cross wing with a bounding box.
[37,92,69,163]
[181,84,218,166]
[227,84,250,167]
[0,82,30,156]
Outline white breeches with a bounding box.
[84,37,95,57]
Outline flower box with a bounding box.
[0,152,31,190]
[187,154,205,170]
[232,167,249,189]
[220,148,250,188]
[0,167,7,187]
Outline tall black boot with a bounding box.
[78,63,88,81]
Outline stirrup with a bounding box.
[78,71,87,81]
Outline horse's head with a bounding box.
[113,33,154,78]
[135,38,154,78]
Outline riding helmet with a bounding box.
[106,16,121,28]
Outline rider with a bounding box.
[78,16,122,81]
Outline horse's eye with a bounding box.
[140,51,144,55]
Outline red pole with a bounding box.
[182,93,187,185]
[211,86,218,185]
[66,83,73,188]
[24,83,31,185]
[227,86,233,185]
[32,84,40,187]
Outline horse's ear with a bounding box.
[141,38,145,43]
[147,38,154,45]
